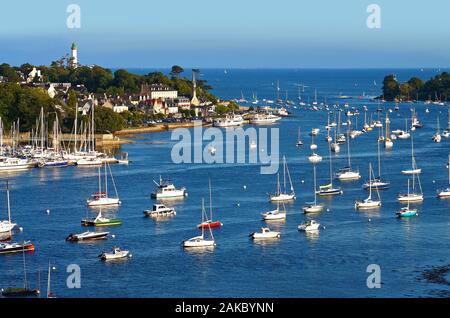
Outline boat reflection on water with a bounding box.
[304,229,320,241]
[182,245,215,255]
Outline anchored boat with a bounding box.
[66,231,109,242]
[151,176,187,199]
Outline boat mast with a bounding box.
[368,162,372,200]
[209,179,213,220]
[328,141,333,186]
[313,163,317,205]
[47,261,51,298]
[201,198,205,238]
[6,180,11,224]
[377,139,382,178]
[74,102,78,153]
[104,163,108,198]
[98,166,102,195]
[283,156,286,193]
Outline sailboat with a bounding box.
[87,163,121,207]
[0,181,17,235]
[81,209,122,227]
[384,113,393,149]
[197,179,223,229]
[432,116,442,143]
[401,136,422,174]
[336,126,360,181]
[303,163,324,213]
[262,202,287,220]
[46,261,56,298]
[437,154,450,198]
[1,246,40,297]
[363,140,390,190]
[183,199,216,248]
[317,142,343,196]
[308,136,323,163]
[355,163,381,210]
[269,156,295,201]
[296,127,303,147]
[398,171,423,203]
[396,180,418,217]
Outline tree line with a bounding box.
[382,72,449,101]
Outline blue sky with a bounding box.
[0,0,449,68]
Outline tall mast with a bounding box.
[74,102,78,153]
[377,139,381,178]
[98,166,102,194]
[209,179,213,220]
[6,180,11,223]
[47,261,51,298]
[313,164,317,205]
[328,140,333,186]
[368,162,372,200]
[104,163,108,197]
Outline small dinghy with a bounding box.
[250,227,280,240]
[99,246,131,261]
[0,241,35,254]
[298,220,320,232]
[66,231,109,242]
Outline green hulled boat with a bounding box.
[81,211,122,227]
[1,287,40,297]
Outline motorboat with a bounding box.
[143,204,176,217]
[298,220,320,231]
[0,241,35,254]
[66,231,109,242]
[151,176,187,199]
[0,157,31,172]
[250,227,280,240]
[213,114,244,127]
[99,247,131,261]
[249,113,281,125]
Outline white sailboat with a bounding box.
[432,116,442,143]
[296,127,303,147]
[308,136,323,163]
[336,127,360,181]
[437,154,450,198]
[317,141,343,196]
[262,202,287,221]
[303,163,324,213]
[87,163,121,207]
[269,156,295,201]
[401,136,422,174]
[398,171,423,203]
[363,140,390,190]
[355,163,381,210]
[0,181,17,235]
[183,199,216,248]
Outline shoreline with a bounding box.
[114,122,213,137]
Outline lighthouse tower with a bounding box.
[69,42,78,69]
[190,69,200,106]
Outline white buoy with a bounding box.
[111,234,116,238]
[237,203,240,207]
[368,218,371,222]
[301,180,305,184]
[243,185,247,190]
[19,227,23,232]
[46,209,50,215]
[52,267,56,270]
[326,208,330,212]
[432,180,435,183]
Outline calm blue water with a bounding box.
[1,69,449,298]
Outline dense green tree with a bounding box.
[170,65,184,78]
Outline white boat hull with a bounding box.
[87,197,121,207]
[397,194,424,203]
[269,193,295,202]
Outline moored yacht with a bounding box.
[298,220,320,232]
[213,113,244,127]
[249,113,281,125]
[250,227,280,240]
[143,204,176,217]
[151,176,187,199]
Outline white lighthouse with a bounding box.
[69,42,78,69]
